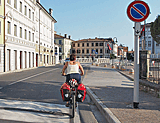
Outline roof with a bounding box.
[54,34,64,39]
[128,51,134,53]
[73,38,114,43]
[54,34,75,41]
[36,1,57,23]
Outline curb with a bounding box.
[86,87,121,123]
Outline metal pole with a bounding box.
[144,20,146,50]
[133,22,140,108]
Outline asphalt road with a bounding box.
[0,64,105,123]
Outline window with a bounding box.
[59,40,62,44]
[55,47,57,53]
[0,0,1,5]
[100,43,103,46]
[139,41,142,47]
[96,49,98,53]
[100,49,103,53]
[0,21,1,35]
[32,33,34,42]
[20,2,22,12]
[82,43,84,47]
[7,21,11,34]
[32,12,34,21]
[78,43,80,47]
[59,47,62,52]
[92,49,94,53]
[156,43,159,46]
[29,9,31,19]
[20,27,22,38]
[148,41,151,47]
[87,43,89,47]
[92,43,94,46]
[29,31,31,41]
[7,0,11,4]
[82,49,84,53]
[96,43,98,46]
[25,29,27,39]
[77,49,81,54]
[24,6,27,16]
[14,24,17,36]
[87,49,89,53]
[73,44,75,47]
[14,0,17,9]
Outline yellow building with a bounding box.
[72,37,114,58]
[0,0,5,72]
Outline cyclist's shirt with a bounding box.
[67,63,79,74]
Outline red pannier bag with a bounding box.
[60,82,70,101]
[76,83,86,102]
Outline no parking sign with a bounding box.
[127,1,150,22]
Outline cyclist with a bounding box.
[61,53,84,107]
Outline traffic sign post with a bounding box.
[127,0,150,109]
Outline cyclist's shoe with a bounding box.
[65,102,69,107]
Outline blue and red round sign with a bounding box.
[127,1,150,22]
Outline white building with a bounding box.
[5,0,37,72]
[54,43,59,64]
[3,0,57,72]
[35,0,57,66]
[139,23,160,54]
[54,34,73,60]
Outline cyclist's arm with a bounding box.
[62,62,68,75]
[78,62,84,76]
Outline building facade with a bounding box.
[0,0,5,72]
[5,0,37,72]
[35,1,57,67]
[72,37,114,58]
[54,43,59,64]
[2,0,56,72]
[139,23,160,54]
[54,34,73,60]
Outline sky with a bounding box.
[40,0,160,51]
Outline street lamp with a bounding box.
[113,37,118,44]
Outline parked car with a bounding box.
[64,58,70,65]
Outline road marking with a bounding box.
[8,68,60,86]
[85,69,88,78]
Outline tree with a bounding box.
[150,15,160,44]
[110,53,116,59]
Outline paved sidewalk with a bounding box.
[83,65,160,123]
[0,99,80,123]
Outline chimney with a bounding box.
[49,8,53,16]
[95,37,98,39]
[36,0,40,3]
[68,35,71,39]
[64,34,67,38]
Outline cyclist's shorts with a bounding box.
[66,73,81,83]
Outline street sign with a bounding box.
[135,22,141,36]
[127,1,150,22]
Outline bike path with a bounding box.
[83,65,160,123]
